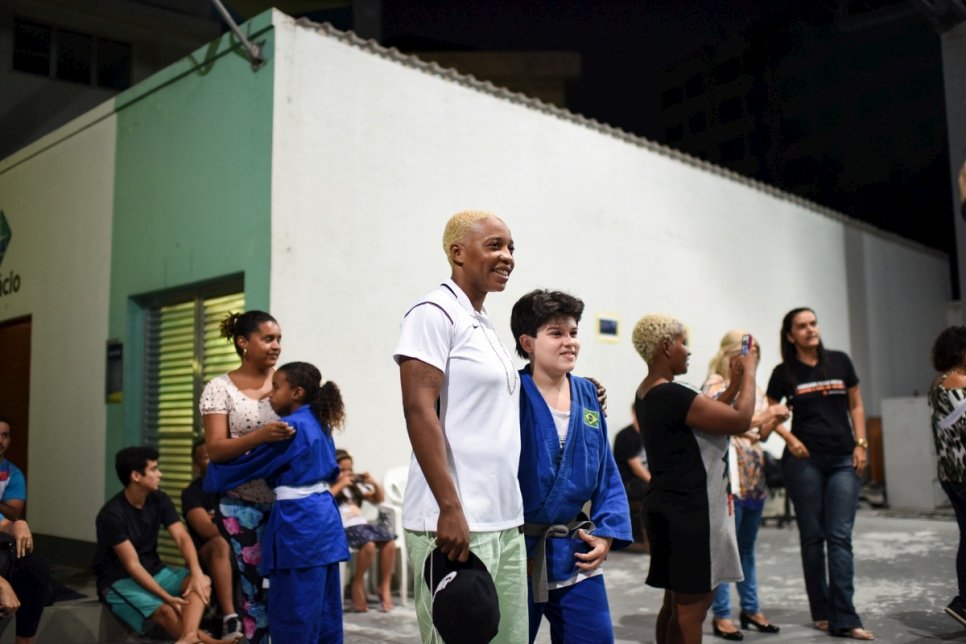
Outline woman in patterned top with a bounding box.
[930,326,966,628]
[701,330,788,640]
[200,310,296,644]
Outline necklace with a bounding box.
[476,312,518,395]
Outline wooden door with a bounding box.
[0,317,30,486]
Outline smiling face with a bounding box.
[525,316,580,378]
[450,217,514,306]
[787,310,821,352]
[237,321,282,368]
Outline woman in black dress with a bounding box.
[632,314,759,644]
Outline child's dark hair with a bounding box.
[219,310,277,357]
[510,289,585,359]
[932,326,966,373]
[115,446,159,486]
[277,361,346,431]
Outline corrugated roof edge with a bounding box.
[293,16,948,261]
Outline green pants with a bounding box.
[406,527,528,644]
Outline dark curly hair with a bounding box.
[276,361,346,432]
[932,326,966,373]
[219,310,278,357]
[510,289,584,359]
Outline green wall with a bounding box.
[105,12,277,496]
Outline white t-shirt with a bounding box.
[199,373,279,503]
[393,279,524,532]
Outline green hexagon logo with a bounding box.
[0,211,9,267]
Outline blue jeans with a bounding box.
[782,453,862,629]
[712,503,763,618]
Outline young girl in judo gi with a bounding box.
[510,289,632,644]
[204,361,350,644]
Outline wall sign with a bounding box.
[0,211,21,298]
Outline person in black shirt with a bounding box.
[93,446,238,644]
[182,439,241,638]
[613,406,651,552]
[632,314,758,644]
[765,308,873,640]
[0,513,49,644]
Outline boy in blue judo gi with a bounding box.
[204,362,350,644]
[510,289,632,644]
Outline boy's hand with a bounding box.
[164,594,188,615]
[0,577,19,617]
[183,573,211,605]
[573,530,612,571]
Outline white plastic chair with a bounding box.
[378,466,410,606]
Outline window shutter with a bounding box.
[145,289,244,565]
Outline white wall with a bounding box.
[882,397,946,510]
[269,16,950,478]
[0,104,115,541]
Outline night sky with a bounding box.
[275,0,956,275]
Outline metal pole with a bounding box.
[209,0,265,69]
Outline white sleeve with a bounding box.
[393,302,453,371]
[199,376,230,415]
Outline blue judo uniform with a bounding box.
[518,370,632,644]
[204,406,350,644]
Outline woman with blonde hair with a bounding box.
[702,330,788,640]
[632,315,757,644]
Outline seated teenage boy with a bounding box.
[93,446,239,644]
[0,514,50,644]
[181,438,241,638]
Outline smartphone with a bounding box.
[740,334,753,356]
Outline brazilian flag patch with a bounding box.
[583,410,600,429]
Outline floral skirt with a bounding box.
[345,523,395,549]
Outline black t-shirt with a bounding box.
[181,477,217,550]
[634,382,700,494]
[93,490,181,596]
[613,425,646,486]
[765,350,859,456]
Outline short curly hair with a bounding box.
[632,314,685,364]
[932,326,966,373]
[442,210,500,266]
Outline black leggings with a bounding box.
[4,551,50,638]
[943,480,966,599]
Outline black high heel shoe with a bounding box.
[740,612,780,634]
[713,621,744,641]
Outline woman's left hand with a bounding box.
[573,530,612,572]
[587,378,607,415]
[853,445,867,476]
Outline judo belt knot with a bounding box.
[522,512,596,603]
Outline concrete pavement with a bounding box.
[345,509,964,643]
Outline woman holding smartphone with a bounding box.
[765,308,873,640]
[702,330,787,640]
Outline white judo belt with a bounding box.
[274,481,330,500]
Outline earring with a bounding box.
[243,348,248,358]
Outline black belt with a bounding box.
[522,512,596,603]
